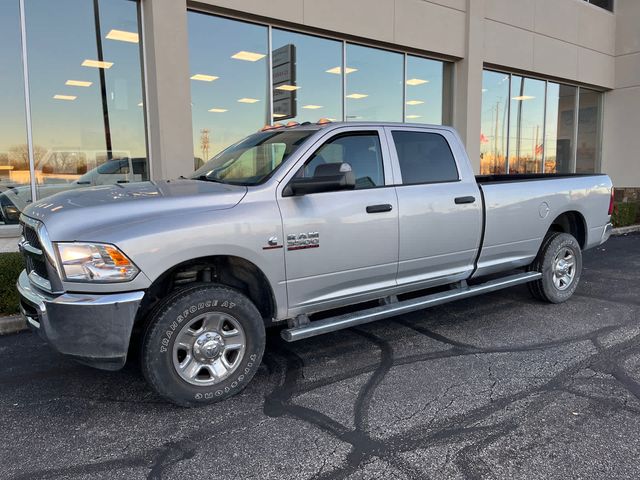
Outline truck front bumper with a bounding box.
[17,270,144,370]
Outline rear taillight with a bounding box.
[608,188,615,216]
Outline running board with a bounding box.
[281,271,542,342]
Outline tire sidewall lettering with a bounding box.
[159,297,235,353]
[191,357,257,401]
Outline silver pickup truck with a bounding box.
[16,121,614,406]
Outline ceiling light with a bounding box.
[346,93,368,99]
[512,95,535,101]
[82,59,113,69]
[208,108,228,113]
[105,29,139,43]
[65,80,92,87]
[275,85,301,91]
[325,66,358,75]
[238,98,260,103]
[302,105,323,109]
[406,115,422,119]
[406,78,429,86]
[231,51,265,62]
[53,94,77,101]
[190,74,218,82]
[482,88,488,93]
[138,102,143,107]
[406,100,424,105]
[273,113,287,118]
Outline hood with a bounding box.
[22,179,247,240]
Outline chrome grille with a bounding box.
[20,221,49,281]
[23,223,42,251]
[19,217,54,291]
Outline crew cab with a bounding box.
[16,121,614,406]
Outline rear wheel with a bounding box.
[528,232,582,303]
[141,285,265,406]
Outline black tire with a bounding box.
[528,232,582,303]
[141,285,265,407]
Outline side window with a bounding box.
[97,159,129,175]
[392,131,459,184]
[300,133,384,189]
[132,159,148,177]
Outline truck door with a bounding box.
[384,127,482,287]
[276,127,399,315]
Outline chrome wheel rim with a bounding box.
[552,247,576,291]
[172,312,246,386]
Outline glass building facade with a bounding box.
[187,10,451,161]
[0,0,148,226]
[480,69,602,175]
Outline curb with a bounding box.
[612,224,640,235]
[0,315,26,335]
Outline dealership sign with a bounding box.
[272,44,296,120]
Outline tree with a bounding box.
[8,144,47,171]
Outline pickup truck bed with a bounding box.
[474,173,611,277]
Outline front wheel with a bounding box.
[141,285,265,406]
[528,232,582,303]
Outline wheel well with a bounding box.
[548,211,586,249]
[137,256,276,326]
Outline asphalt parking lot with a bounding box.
[1,233,639,480]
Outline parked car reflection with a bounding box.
[0,157,148,224]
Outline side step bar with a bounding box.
[281,271,541,342]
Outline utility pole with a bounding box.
[200,129,210,163]
[534,124,540,173]
[494,100,500,173]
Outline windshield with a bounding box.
[192,129,317,185]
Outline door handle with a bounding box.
[454,196,476,204]
[366,204,393,214]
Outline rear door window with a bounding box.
[392,131,459,184]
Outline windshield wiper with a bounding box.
[193,175,225,184]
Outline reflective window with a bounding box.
[345,44,403,122]
[301,133,384,189]
[480,70,602,175]
[271,29,342,123]
[25,0,147,201]
[480,71,510,174]
[508,75,545,174]
[545,83,576,173]
[585,0,613,12]
[188,13,268,168]
[188,14,451,165]
[392,131,458,184]
[576,88,602,173]
[0,1,30,225]
[405,56,445,124]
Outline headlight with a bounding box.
[55,242,139,282]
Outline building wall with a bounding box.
[142,0,634,184]
[602,0,640,188]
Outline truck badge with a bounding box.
[287,232,319,250]
[262,236,283,250]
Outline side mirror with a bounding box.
[284,162,356,196]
